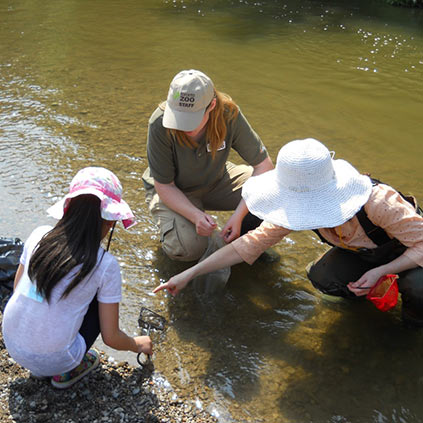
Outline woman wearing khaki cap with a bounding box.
[153,138,423,327]
[142,69,273,262]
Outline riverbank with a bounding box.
[0,287,217,423]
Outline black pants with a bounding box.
[241,212,263,235]
[307,243,423,326]
[79,296,101,353]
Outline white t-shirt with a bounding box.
[2,225,122,376]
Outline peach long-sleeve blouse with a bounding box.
[231,184,423,267]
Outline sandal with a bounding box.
[51,349,100,389]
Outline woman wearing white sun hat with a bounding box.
[142,69,273,262]
[153,138,423,326]
[2,167,152,389]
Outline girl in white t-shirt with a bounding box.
[2,167,152,389]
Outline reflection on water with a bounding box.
[1,0,423,421]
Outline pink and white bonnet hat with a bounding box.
[47,167,136,229]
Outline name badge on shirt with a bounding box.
[207,141,226,153]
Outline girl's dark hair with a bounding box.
[28,194,103,302]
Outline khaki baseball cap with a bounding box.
[163,69,215,132]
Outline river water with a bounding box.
[1,0,423,422]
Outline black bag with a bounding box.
[0,237,23,290]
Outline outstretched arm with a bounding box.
[221,156,274,242]
[99,302,153,354]
[155,180,217,236]
[153,243,244,296]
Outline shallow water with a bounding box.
[1,0,423,421]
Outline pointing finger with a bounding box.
[153,284,167,294]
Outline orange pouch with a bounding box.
[366,274,399,312]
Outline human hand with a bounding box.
[220,214,242,243]
[134,335,153,355]
[194,212,217,236]
[153,273,192,297]
[347,267,386,296]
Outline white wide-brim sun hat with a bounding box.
[47,167,136,229]
[242,138,372,231]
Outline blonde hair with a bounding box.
[160,90,239,158]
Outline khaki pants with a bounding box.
[144,162,253,262]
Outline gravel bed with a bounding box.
[0,287,217,423]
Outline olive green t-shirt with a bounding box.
[144,107,268,193]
